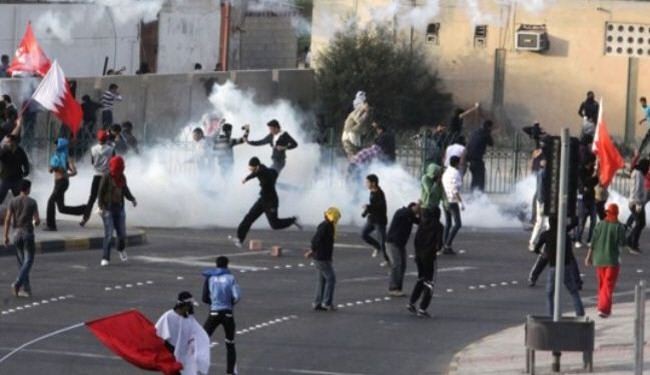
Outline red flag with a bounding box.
[7,23,52,77]
[86,310,183,375]
[592,99,625,188]
[31,60,83,136]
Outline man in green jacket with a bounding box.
[585,203,626,318]
[420,163,446,210]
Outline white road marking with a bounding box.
[134,256,266,271]
[341,266,477,283]
[0,322,85,364]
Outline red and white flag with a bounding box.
[592,99,625,188]
[7,22,52,77]
[31,60,83,136]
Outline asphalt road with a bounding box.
[0,225,648,375]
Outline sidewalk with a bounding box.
[448,301,650,374]
[0,220,146,256]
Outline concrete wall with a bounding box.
[311,0,650,143]
[0,3,140,77]
[237,12,299,70]
[0,69,315,141]
[157,0,221,74]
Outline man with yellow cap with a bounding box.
[305,207,341,311]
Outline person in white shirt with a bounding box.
[81,130,115,226]
[441,156,464,255]
[444,136,467,173]
[156,291,211,375]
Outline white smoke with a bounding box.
[463,0,554,26]
[370,0,441,31]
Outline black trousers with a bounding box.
[639,128,650,154]
[0,177,23,204]
[204,310,236,374]
[236,198,294,242]
[46,178,86,229]
[627,204,647,249]
[596,201,606,221]
[469,159,486,192]
[83,175,103,219]
[410,256,436,311]
[529,255,583,287]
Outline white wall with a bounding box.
[0,3,140,77]
[156,0,221,74]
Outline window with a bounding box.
[426,23,440,45]
[474,25,487,48]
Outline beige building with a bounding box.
[311,0,650,143]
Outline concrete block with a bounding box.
[271,246,282,257]
[249,239,263,251]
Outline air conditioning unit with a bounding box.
[515,24,550,52]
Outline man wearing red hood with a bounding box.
[81,130,115,226]
[97,156,137,267]
[585,203,626,318]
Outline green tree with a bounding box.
[315,23,451,134]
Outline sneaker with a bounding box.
[10,283,18,297]
[119,251,128,262]
[528,279,536,287]
[100,259,110,267]
[442,247,456,255]
[313,304,327,311]
[407,304,416,314]
[598,310,610,318]
[388,290,406,297]
[416,309,431,318]
[229,235,242,249]
[574,241,583,249]
[17,290,31,298]
[293,217,303,231]
[528,243,536,252]
[371,249,378,258]
[628,247,642,255]
[323,305,338,312]
[379,261,389,267]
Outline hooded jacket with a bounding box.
[202,268,241,312]
[421,163,445,209]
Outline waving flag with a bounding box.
[31,60,82,136]
[592,99,625,188]
[86,310,183,375]
[7,23,51,77]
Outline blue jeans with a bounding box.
[314,260,336,307]
[13,230,35,292]
[444,203,462,248]
[361,221,387,261]
[546,263,585,317]
[102,206,126,261]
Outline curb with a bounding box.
[0,230,148,257]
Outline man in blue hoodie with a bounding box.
[202,256,241,375]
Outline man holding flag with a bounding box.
[592,98,625,190]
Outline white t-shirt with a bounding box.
[155,310,211,375]
[91,144,114,175]
[445,144,466,167]
[442,166,463,203]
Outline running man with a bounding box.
[361,174,388,265]
[246,120,298,174]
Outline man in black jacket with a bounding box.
[231,157,300,248]
[386,202,420,296]
[467,120,494,192]
[372,122,396,162]
[305,207,341,311]
[0,134,30,203]
[361,174,389,265]
[578,91,599,125]
[246,119,298,174]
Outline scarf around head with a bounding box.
[325,207,342,237]
[605,203,619,223]
[109,156,126,188]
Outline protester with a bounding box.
[346,144,384,182]
[386,202,420,296]
[190,128,213,171]
[305,207,341,311]
[422,123,451,167]
[156,291,211,375]
[361,174,389,265]
[528,137,545,225]
[101,84,123,128]
[594,182,609,220]
[372,122,396,163]
[109,124,128,155]
[45,138,86,231]
[639,97,650,154]
[341,101,370,159]
[420,163,445,212]
[585,203,626,318]
[466,120,494,192]
[121,122,140,155]
[448,103,479,143]
[408,207,443,318]
[81,95,102,135]
[444,135,466,171]
[442,156,464,255]
[213,123,246,175]
[575,156,598,248]
[0,106,18,140]
[626,158,649,254]
[202,256,240,375]
[4,180,40,298]
[194,63,203,71]
[231,157,300,248]
[0,54,9,77]
[81,130,115,226]
[246,120,298,174]
[529,158,549,251]
[541,219,585,317]
[0,134,30,204]
[578,91,599,125]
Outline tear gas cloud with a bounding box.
[25,82,534,230]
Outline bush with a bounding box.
[315,22,452,134]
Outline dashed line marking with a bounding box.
[105,281,154,292]
[1,295,75,317]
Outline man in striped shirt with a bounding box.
[101,84,123,128]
